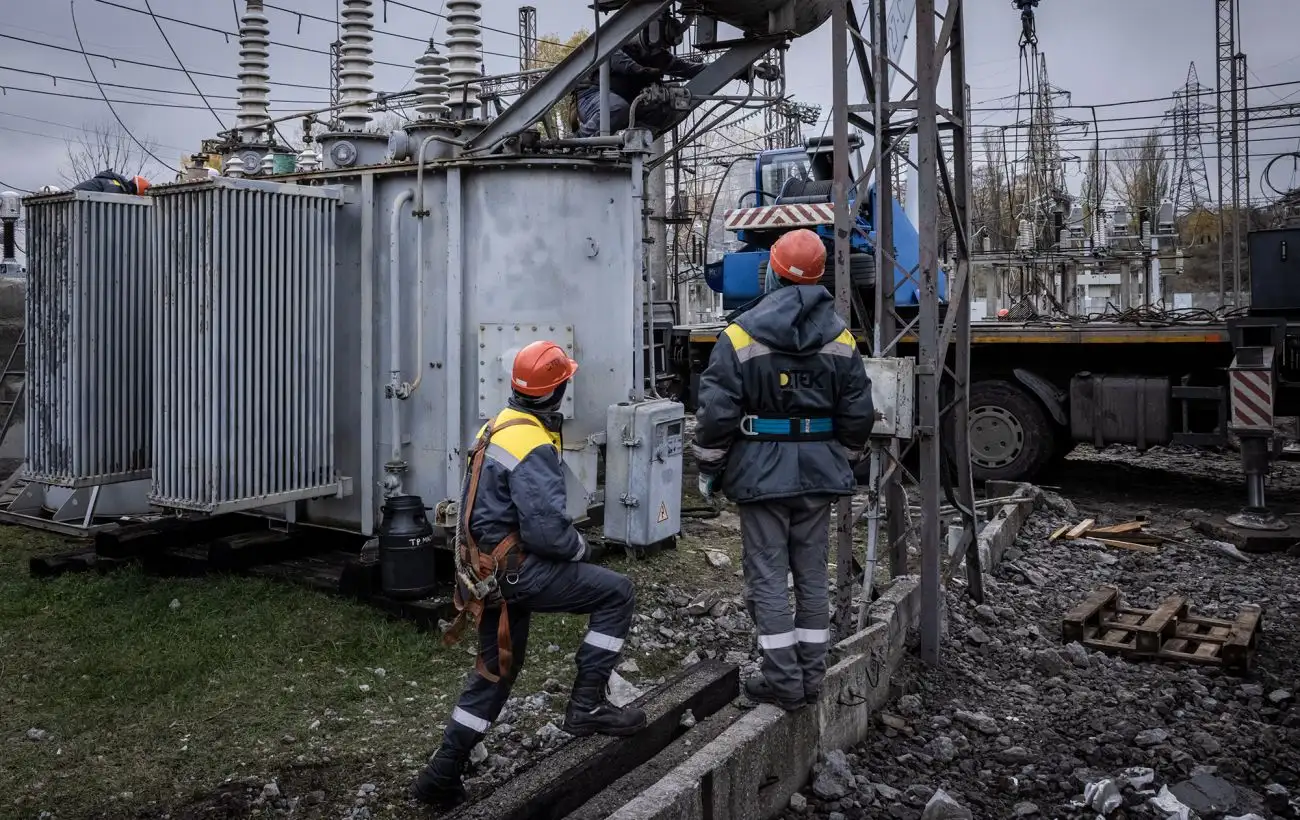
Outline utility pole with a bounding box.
[518,6,538,93]
[1216,0,1246,306]
[839,0,978,662]
[1168,62,1214,217]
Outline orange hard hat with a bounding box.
[769,229,827,284]
[132,176,152,195]
[511,341,578,397]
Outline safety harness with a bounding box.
[739,414,836,442]
[441,416,539,684]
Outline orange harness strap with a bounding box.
[441,417,540,685]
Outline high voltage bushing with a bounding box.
[414,40,451,120]
[444,0,484,119]
[236,0,272,142]
[338,0,376,131]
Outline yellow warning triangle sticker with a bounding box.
[657,501,669,523]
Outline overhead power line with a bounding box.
[69,0,177,172]
[0,83,326,111]
[140,0,226,129]
[0,65,326,106]
[970,79,1300,113]
[0,178,35,194]
[0,32,330,91]
[92,0,544,66]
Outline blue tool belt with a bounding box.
[739,414,836,442]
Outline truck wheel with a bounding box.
[968,380,1055,482]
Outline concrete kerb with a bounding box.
[605,487,1038,820]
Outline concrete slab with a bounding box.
[452,659,740,820]
[1193,514,1300,554]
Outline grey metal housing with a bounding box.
[24,190,153,487]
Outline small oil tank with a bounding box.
[697,0,837,37]
[378,495,437,600]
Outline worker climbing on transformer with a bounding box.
[410,340,646,809]
[691,228,875,711]
[71,169,152,196]
[574,16,783,139]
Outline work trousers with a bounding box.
[739,496,834,704]
[439,559,635,752]
[576,87,632,137]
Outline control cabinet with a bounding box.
[603,399,685,547]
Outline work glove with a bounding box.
[698,472,719,504]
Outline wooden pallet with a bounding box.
[1062,585,1263,674]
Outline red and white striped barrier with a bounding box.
[1230,368,1274,430]
[723,203,836,232]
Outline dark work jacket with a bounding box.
[578,43,705,102]
[72,170,136,194]
[691,285,876,503]
[464,407,586,564]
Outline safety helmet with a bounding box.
[511,341,579,397]
[769,228,827,284]
[132,176,152,195]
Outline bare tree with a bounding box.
[1079,145,1110,227]
[59,121,164,188]
[1112,130,1170,228]
[534,29,590,137]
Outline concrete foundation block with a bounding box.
[819,621,891,751]
[606,704,818,820]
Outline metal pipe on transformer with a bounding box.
[385,188,415,495]
[445,167,465,502]
[630,139,648,402]
[360,173,376,534]
[409,135,444,397]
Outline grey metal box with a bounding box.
[602,399,685,547]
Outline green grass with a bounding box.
[0,527,596,817]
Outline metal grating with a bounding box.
[24,190,153,487]
[150,177,343,513]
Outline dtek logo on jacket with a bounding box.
[779,370,827,391]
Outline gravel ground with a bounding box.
[787,447,1300,820]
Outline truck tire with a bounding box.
[968,380,1055,482]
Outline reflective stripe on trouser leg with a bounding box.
[739,500,802,703]
[513,561,635,682]
[789,496,833,695]
[439,607,533,754]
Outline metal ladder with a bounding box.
[0,327,24,449]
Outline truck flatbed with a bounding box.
[678,320,1231,346]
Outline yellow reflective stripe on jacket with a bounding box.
[475,408,559,472]
[723,324,772,363]
[820,329,857,358]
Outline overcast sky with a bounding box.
[0,0,1296,203]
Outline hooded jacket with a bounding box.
[72,170,136,195]
[576,43,705,103]
[462,407,587,564]
[691,284,875,503]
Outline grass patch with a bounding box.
[0,527,594,817]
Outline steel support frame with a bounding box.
[831,0,977,665]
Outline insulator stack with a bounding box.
[236,1,272,142]
[297,145,320,172]
[444,0,484,117]
[226,154,247,178]
[414,40,451,120]
[338,0,376,131]
[259,153,275,174]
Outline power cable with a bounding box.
[141,0,226,129]
[92,0,538,66]
[0,178,34,194]
[69,0,177,172]
[0,83,323,111]
[0,66,327,106]
[970,79,1300,113]
[0,32,330,91]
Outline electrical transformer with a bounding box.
[603,399,686,548]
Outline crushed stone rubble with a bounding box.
[781,476,1300,820]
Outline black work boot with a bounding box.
[743,674,805,712]
[410,745,470,810]
[562,675,647,737]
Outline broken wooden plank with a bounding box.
[1049,525,1070,542]
[1088,521,1145,535]
[1219,604,1263,672]
[1091,537,1159,554]
[1065,519,1096,539]
[1062,586,1119,643]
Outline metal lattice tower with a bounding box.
[445,0,484,118]
[518,6,538,92]
[1025,51,1068,248]
[337,0,375,131]
[831,0,977,665]
[1216,0,1247,304]
[414,39,451,119]
[1168,62,1214,216]
[235,1,272,142]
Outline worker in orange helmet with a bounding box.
[411,340,646,809]
[692,228,875,711]
[72,170,151,195]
